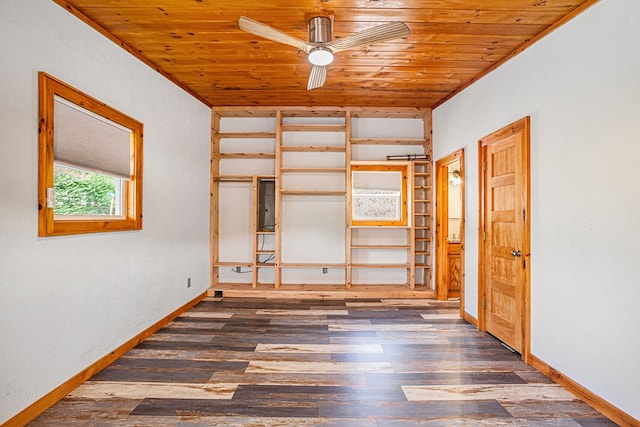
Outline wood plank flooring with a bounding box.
[30,298,616,426]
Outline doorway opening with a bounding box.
[435,150,465,315]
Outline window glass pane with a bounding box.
[53,164,124,217]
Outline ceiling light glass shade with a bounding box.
[308,47,334,66]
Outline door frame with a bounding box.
[435,149,465,312]
[478,117,531,361]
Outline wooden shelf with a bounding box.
[349,138,427,145]
[351,225,411,229]
[281,167,346,173]
[281,124,346,132]
[216,262,252,267]
[351,263,411,268]
[256,231,275,235]
[279,263,346,268]
[348,282,411,287]
[281,109,346,118]
[281,146,346,152]
[216,174,275,182]
[280,190,346,196]
[214,282,255,289]
[351,245,410,249]
[216,132,276,139]
[216,153,276,159]
[215,176,253,182]
[213,109,277,118]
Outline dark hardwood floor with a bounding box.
[30,298,616,426]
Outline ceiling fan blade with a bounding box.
[327,21,410,53]
[239,16,312,53]
[307,65,327,90]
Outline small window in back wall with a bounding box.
[38,72,143,236]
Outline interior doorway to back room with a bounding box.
[435,150,465,313]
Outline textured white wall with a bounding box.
[433,0,640,419]
[0,1,211,423]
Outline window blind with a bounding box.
[53,96,132,180]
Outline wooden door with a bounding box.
[479,117,530,357]
[447,242,461,297]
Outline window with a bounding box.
[350,163,409,227]
[38,72,143,236]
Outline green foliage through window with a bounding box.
[54,165,122,216]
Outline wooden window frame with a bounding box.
[38,72,143,236]
[350,163,409,227]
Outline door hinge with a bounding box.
[483,299,487,309]
[523,258,526,269]
[523,208,526,222]
[483,231,486,242]
[483,162,486,172]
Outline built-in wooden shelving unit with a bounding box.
[277,110,348,287]
[211,108,433,296]
[412,160,433,287]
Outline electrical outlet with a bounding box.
[234,266,241,273]
[322,267,328,274]
[187,277,191,288]
[214,290,223,299]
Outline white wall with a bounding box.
[433,0,640,419]
[0,1,211,423]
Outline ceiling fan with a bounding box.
[238,16,410,90]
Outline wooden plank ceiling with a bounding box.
[56,0,598,108]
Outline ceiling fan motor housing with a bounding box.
[309,16,332,44]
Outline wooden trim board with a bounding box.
[462,310,478,328]
[208,284,435,300]
[529,354,640,427]
[3,292,207,427]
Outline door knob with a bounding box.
[511,249,522,257]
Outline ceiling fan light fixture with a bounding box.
[308,47,334,66]
[239,15,410,90]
